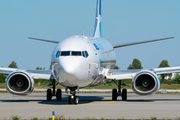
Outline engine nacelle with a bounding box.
[5,71,34,95]
[132,70,160,95]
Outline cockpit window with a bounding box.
[85,51,89,57]
[72,51,81,56]
[56,51,60,58]
[57,51,89,58]
[61,51,70,56]
[82,51,89,58]
[82,51,86,57]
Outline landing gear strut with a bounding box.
[46,79,62,101]
[67,87,79,105]
[112,80,127,101]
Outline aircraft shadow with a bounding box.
[0,95,105,105]
[1,94,180,105]
[38,95,105,105]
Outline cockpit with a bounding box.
[56,51,89,58]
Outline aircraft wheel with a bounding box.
[112,89,117,101]
[74,96,79,105]
[122,89,127,101]
[68,96,73,104]
[56,89,62,101]
[47,89,52,101]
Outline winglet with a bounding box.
[93,0,102,38]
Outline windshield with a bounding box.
[72,51,81,56]
[56,51,89,58]
[61,51,70,56]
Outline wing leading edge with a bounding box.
[112,37,174,49]
[28,37,59,44]
[0,67,51,80]
[107,66,180,80]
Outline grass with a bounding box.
[159,84,180,89]
[4,115,180,120]
[10,115,21,120]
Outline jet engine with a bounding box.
[132,70,160,95]
[5,71,34,95]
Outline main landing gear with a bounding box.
[46,79,62,101]
[112,80,127,101]
[46,80,79,105]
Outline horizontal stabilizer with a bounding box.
[113,37,174,49]
[28,37,59,44]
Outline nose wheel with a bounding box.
[68,95,79,104]
[67,86,79,105]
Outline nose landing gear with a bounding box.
[67,87,79,105]
[68,95,79,104]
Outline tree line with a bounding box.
[113,58,170,70]
[7,61,48,70]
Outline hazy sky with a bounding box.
[0,0,180,70]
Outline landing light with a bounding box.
[71,95,74,99]
[109,72,113,75]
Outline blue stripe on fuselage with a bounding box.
[99,0,101,15]
[99,21,102,38]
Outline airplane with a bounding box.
[0,0,180,105]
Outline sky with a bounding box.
[0,0,180,70]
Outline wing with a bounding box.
[0,67,51,80]
[107,69,140,80]
[28,37,59,44]
[26,70,51,80]
[112,37,174,49]
[106,66,180,80]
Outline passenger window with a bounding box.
[56,51,60,58]
[72,51,81,56]
[85,51,89,58]
[61,51,70,56]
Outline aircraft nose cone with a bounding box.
[59,58,81,81]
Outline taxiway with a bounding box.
[0,93,180,119]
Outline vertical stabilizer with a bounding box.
[93,0,102,38]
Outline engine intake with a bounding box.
[5,71,34,95]
[132,70,160,95]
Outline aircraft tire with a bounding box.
[122,89,127,101]
[47,89,52,101]
[68,96,73,104]
[74,96,79,105]
[112,89,117,101]
[56,89,62,101]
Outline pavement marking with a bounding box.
[0,101,115,111]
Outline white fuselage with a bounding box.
[51,35,116,88]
